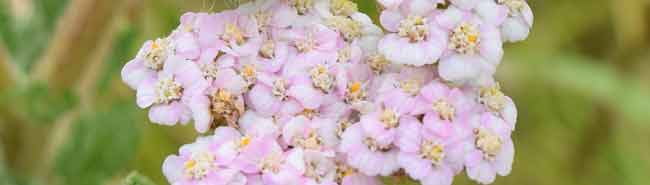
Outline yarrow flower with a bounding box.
[120,0,532,184]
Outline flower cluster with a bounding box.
[120,0,532,185]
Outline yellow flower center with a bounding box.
[474,128,503,160]
[326,16,363,42]
[367,54,389,74]
[288,0,314,15]
[259,40,275,59]
[400,79,421,96]
[380,109,399,128]
[296,130,323,150]
[497,0,525,15]
[432,100,455,121]
[449,22,481,55]
[223,23,246,45]
[154,76,183,104]
[479,83,507,112]
[330,0,358,16]
[345,81,366,103]
[398,15,429,42]
[144,38,170,70]
[183,151,216,180]
[420,141,445,166]
[210,89,244,127]
[272,79,289,100]
[295,34,316,53]
[310,65,334,92]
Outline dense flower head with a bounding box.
[121,0,531,184]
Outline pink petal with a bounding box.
[162,155,184,183]
[379,10,403,32]
[136,78,157,108]
[479,26,503,64]
[421,167,454,185]
[467,161,496,184]
[398,153,432,180]
[148,102,188,125]
[396,116,422,152]
[494,139,514,176]
[121,59,155,90]
[450,0,478,10]
[288,84,323,109]
[174,32,200,60]
[475,0,507,26]
[438,54,482,84]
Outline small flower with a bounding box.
[280,24,341,64]
[477,81,517,129]
[463,112,514,185]
[136,56,204,126]
[491,0,534,42]
[377,0,446,66]
[198,11,262,57]
[272,0,321,28]
[247,72,324,117]
[121,38,173,89]
[282,115,339,152]
[295,149,338,184]
[163,134,248,185]
[339,123,400,176]
[189,67,247,132]
[411,81,475,138]
[395,118,465,185]
[436,6,503,84]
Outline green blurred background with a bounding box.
[0,0,649,185]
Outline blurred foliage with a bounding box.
[123,171,157,185]
[55,103,141,185]
[1,0,649,185]
[1,82,78,125]
[0,0,69,71]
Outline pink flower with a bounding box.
[162,133,247,185]
[271,0,322,28]
[485,0,534,42]
[372,67,435,114]
[463,112,514,184]
[278,24,342,65]
[411,81,475,138]
[198,10,262,57]
[474,79,517,130]
[170,12,206,60]
[188,62,247,132]
[232,136,303,185]
[136,56,204,126]
[282,115,339,153]
[339,123,400,176]
[238,110,281,138]
[121,38,172,89]
[436,6,503,84]
[396,116,464,185]
[248,38,291,73]
[292,149,339,185]
[358,103,411,146]
[247,71,323,117]
[377,0,446,66]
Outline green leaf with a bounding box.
[355,0,379,23]
[54,103,141,185]
[123,171,157,185]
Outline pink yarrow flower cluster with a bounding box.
[120,0,531,185]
